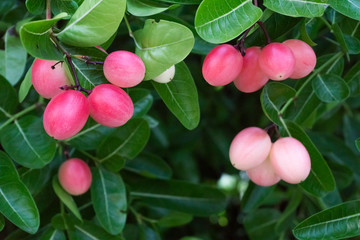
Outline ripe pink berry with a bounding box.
[247,157,280,187]
[229,127,272,171]
[283,39,317,79]
[233,47,269,93]
[270,137,311,184]
[31,59,70,99]
[58,158,92,196]
[258,42,295,81]
[202,44,243,86]
[88,84,134,127]
[43,90,89,140]
[103,51,145,88]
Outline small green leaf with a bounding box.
[25,0,45,15]
[158,212,193,228]
[244,208,281,240]
[344,34,360,54]
[20,165,51,196]
[195,0,262,44]
[263,0,329,18]
[242,182,275,213]
[312,74,350,103]
[51,0,78,16]
[128,88,154,118]
[18,63,33,103]
[68,219,123,240]
[0,75,18,121]
[127,0,170,17]
[40,228,66,240]
[154,0,200,3]
[329,0,360,20]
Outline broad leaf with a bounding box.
[329,0,360,20]
[57,0,126,47]
[152,62,200,130]
[312,74,350,103]
[344,34,360,54]
[195,0,262,43]
[68,219,123,240]
[127,0,170,17]
[51,0,78,16]
[0,75,18,122]
[263,0,328,18]
[18,63,33,103]
[20,165,51,196]
[40,228,66,240]
[91,168,127,235]
[128,88,154,118]
[25,0,45,15]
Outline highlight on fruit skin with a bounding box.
[88,84,134,127]
[247,156,280,187]
[229,127,272,171]
[31,59,71,99]
[202,44,243,86]
[103,50,145,88]
[153,65,175,83]
[43,90,89,140]
[58,158,92,196]
[283,39,317,79]
[270,137,311,184]
[258,42,295,81]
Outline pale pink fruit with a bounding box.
[58,158,92,196]
[43,90,89,140]
[247,157,280,187]
[202,44,243,86]
[229,127,272,171]
[31,59,70,99]
[258,43,295,81]
[88,84,134,127]
[103,51,145,88]
[270,137,311,184]
[283,39,317,79]
[234,47,269,93]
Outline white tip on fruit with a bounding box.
[153,65,175,83]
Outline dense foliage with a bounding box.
[0,0,360,239]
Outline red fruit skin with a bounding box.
[43,90,89,140]
[202,44,243,86]
[258,43,295,81]
[103,51,145,88]
[233,47,269,93]
[31,59,70,99]
[58,158,92,196]
[283,39,317,79]
[247,157,280,187]
[88,84,134,127]
[270,137,311,184]
[229,127,272,171]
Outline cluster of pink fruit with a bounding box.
[202,39,316,93]
[229,127,311,186]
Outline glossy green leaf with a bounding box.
[18,63,33,102]
[52,177,82,221]
[242,182,275,213]
[135,19,194,80]
[68,219,123,240]
[0,151,39,234]
[293,200,360,239]
[244,208,281,240]
[0,75,18,121]
[127,0,170,17]
[0,215,4,232]
[0,50,4,77]
[51,0,78,16]
[20,165,51,196]
[128,88,154,118]
[312,74,350,103]
[344,34,360,54]
[19,13,68,60]
[98,118,150,162]
[57,0,126,47]
[0,116,57,169]
[4,27,27,85]
[40,228,66,240]
[152,62,200,130]
[275,189,302,233]
[332,24,349,53]
[329,0,360,20]
[123,224,160,240]
[154,0,200,3]
[195,0,262,44]
[158,211,193,227]
[91,167,127,235]
[261,82,296,125]
[263,0,328,18]
[25,0,45,15]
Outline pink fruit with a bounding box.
[58,158,92,196]
[88,84,134,127]
[234,47,269,93]
[31,59,70,99]
[258,42,295,81]
[283,39,317,79]
[270,137,311,184]
[103,50,145,88]
[202,44,243,86]
[229,127,272,171]
[247,157,280,187]
[43,90,89,140]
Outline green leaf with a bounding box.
[0,151,39,234]
[344,34,360,54]
[0,116,57,169]
[244,208,281,240]
[4,27,27,86]
[195,0,262,44]
[135,19,194,80]
[241,182,275,213]
[19,13,68,60]
[18,63,33,103]
[263,0,328,18]
[25,0,45,15]
[91,167,127,235]
[127,0,170,17]
[261,82,296,125]
[127,175,226,216]
[329,0,360,20]
[40,228,66,240]
[70,58,107,90]
[152,62,200,130]
[158,211,193,228]
[51,0,78,16]
[20,165,51,196]
[154,0,200,3]
[293,200,360,240]
[128,88,154,118]
[312,74,350,103]
[68,219,123,240]
[98,118,150,162]
[0,75,18,121]
[57,0,126,47]
[0,215,4,232]
[52,176,82,221]
[332,23,349,53]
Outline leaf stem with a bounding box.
[351,22,360,37]
[257,21,271,44]
[253,0,258,6]
[123,15,141,49]
[46,0,51,20]
[0,104,38,131]
[319,17,332,30]
[235,25,254,55]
